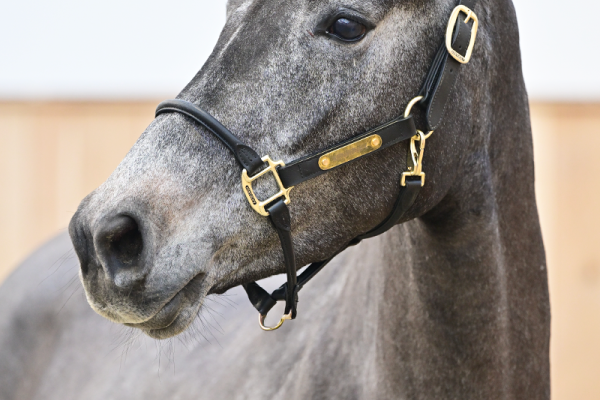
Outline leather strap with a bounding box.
[278,116,417,188]
[419,0,477,131]
[242,281,277,316]
[156,100,265,176]
[243,199,298,318]
[357,178,422,240]
[247,178,422,312]
[266,199,298,317]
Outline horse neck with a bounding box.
[363,105,550,399]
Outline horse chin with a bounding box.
[144,273,209,339]
[139,303,203,340]
[85,271,207,339]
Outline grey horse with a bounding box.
[0,0,550,398]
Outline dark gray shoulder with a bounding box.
[0,232,364,400]
[0,232,85,400]
[0,232,79,307]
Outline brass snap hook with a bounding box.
[402,130,429,187]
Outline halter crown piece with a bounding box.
[155,0,479,331]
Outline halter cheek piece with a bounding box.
[155,0,479,331]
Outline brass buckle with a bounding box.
[258,310,293,331]
[445,5,479,64]
[402,131,428,187]
[241,156,293,217]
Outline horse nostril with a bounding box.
[69,213,92,276]
[109,217,143,266]
[96,215,144,276]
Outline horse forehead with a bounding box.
[220,0,442,61]
[215,1,418,81]
[228,0,391,23]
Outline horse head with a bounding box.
[69,0,497,339]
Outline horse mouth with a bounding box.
[124,273,207,339]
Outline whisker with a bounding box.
[56,286,82,315]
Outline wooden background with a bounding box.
[0,101,599,398]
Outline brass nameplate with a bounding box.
[318,134,382,170]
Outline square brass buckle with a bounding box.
[445,5,479,64]
[241,156,293,217]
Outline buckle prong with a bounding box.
[464,10,474,23]
[242,156,293,216]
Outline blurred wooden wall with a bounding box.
[0,101,599,399]
[531,103,600,400]
[0,101,153,280]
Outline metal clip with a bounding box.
[402,131,428,187]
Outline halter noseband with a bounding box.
[155,0,479,331]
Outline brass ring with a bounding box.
[403,97,434,140]
[404,96,424,119]
[413,130,434,141]
[258,311,293,332]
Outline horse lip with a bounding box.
[124,290,184,330]
[125,272,206,330]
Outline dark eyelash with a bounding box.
[315,9,374,36]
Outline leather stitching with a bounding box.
[238,147,256,166]
[237,148,250,165]
[429,63,453,130]
[298,163,321,180]
[278,234,295,305]
[429,23,466,129]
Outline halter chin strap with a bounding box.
[154,0,478,331]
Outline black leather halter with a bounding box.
[155,0,478,331]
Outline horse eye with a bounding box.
[327,18,367,41]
